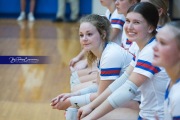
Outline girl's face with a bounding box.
[79,22,102,52]
[124,12,152,45]
[115,0,135,14]
[153,25,180,68]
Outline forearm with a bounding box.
[87,80,138,119]
[110,28,120,42]
[89,88,112,110]
[108,65,133,92]
[78,83,98,95]
[77,49,86,60]
[108,72,129,92]
[86,100,114,120]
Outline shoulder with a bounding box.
[103,42,131,59]
[105,42,124,52]
[138,39,156,60]
[111,10,125,21]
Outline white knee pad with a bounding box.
[108,80,138,108]
[69,93,91,108]
[79,83,98,95]
[71,71,79,79]
[133,89,141,102]
[65,108,78,120]
[108,72,129,92]
[70,71,80,89]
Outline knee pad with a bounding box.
[133,89,141,103]
[79,83,98,95]
[69,93,91,108]
[108,72,129,92]
[108,80,138,108]
[70,71,80,89]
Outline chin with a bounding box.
[152,59,160,66]
[83,48,90,51]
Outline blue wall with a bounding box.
[0,0,92,19]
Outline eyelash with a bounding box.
[79,33,93,38]
[125,20,140,24]
[159,41,166,45]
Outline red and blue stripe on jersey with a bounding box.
[111,19,125,27]
[126,38,132,45]
[101,68,121,76]
[135,59,161,75]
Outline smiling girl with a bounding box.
[51,14,133,120]
[78,2,170,120]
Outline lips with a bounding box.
[126,32,136,38]
[153,53,159,59]
[83,43,90,47]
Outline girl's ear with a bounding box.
[148,25,155,33]
[101,31,106,40]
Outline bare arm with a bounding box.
[69,49,86,67]
[90,65,133,108]
[89,71,114,101]
[82,71,148,120]
[110,28,121,43]
[50,75,113,110]
[78,65,134,119]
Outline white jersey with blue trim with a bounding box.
[121,30,133,49]
[105,9,125,44]
[164,79,180,120]
[121,30,139,61]
[99,42,133,81]
[132,38,170,119]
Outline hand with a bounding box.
[70,59,88,72]
[73,59,88,71]
[69,57,80,68]
[51,97,71,110]
[78,105,93,120]
[50,93,72,107]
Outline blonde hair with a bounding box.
[147,0,171,26]
[80,14,111,66]
[166,21,180,49]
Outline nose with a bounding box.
[127,22,133,30]
[153,42,158,52]
[81,35,88,41]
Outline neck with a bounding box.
[107,4,116,13]
[91,42,105,59]
[166,63,180,85]
[137,35,154,50]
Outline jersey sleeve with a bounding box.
[110,10,125,30]
[133,45,161,78]
[100,43,131,80]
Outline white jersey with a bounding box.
[121,30,139,61]
[121,30,133,49]
[105,9,125,44]
[132,37,170,119]
[99,42,133,81]
[164,79,180,120]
